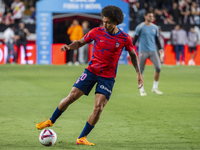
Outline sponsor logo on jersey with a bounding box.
[115,42,120,48]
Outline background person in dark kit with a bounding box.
[14,22,30,64]
[187,26,199,66]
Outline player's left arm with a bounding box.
[60,38,86,52]
[126,35,143,89]
[155,36,164,60]
[24,28,30,36]
[155,36,162,50]
[128,50,143,89]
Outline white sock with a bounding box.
[153,81,159,89]
[140,86,145,92]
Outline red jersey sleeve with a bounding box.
[125,35,135,52]
[83,28,96,43]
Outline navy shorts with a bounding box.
[73,69,115,100]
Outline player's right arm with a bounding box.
[132,24,140,45]
[61,28,96,52]
[132,35,139,46]
[60,38,87,52]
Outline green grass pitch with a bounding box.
[0,64,200,150]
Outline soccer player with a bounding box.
[36,5,143,146]
[132,10,164,96]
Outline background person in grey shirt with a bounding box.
[170,24,180,52]
[175,25,187,65]
[78,21,90,64]
[133,10,164,96]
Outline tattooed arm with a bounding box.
[128,49,143,89]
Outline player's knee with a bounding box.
[93,105,103,117]
[64,92,78,105]
[140,67,144,74]
[155,67,161,73]
[140,69,144,74]
[69,92,78,101]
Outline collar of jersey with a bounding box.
[105,27,121,36]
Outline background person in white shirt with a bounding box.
[11,0,25,24]
[3,24,15,64]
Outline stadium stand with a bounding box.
[0,0,200,40]
[0,0,200,65]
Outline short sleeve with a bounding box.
[83,28,96,43]
[11,2,15,9]
[125,35,135,52]
[21,3,25,12]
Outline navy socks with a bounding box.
[50,108,94,138]
[79,122,94,138]
[50,107,64,123]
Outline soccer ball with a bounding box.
[39,129,57,146]
[188,59,195,66]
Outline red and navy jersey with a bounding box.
[84,27,134,78]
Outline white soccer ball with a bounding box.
[188,59,195,66]
[39,129,57,146]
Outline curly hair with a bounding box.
[101,5,124,25]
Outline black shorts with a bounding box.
[189,47,197,53]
